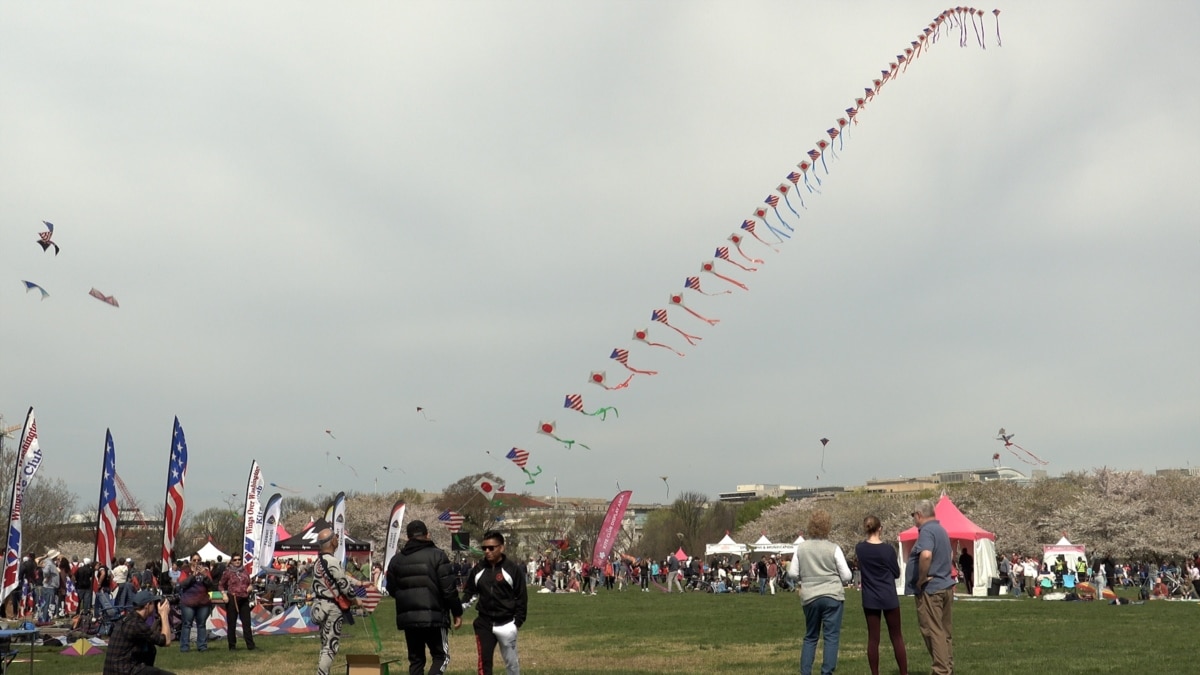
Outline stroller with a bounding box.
[82,591,126,637]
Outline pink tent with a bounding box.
[673,547,688,561]
[276,523,291,541]
[897,494,998,596]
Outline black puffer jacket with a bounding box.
[386,539,462,629]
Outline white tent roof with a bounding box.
[752,535,773,546]
[747,534,795,556]
[181,540,232,563]
[1043,536,1086,570]
[705,533,748,557]
[793,534,806,544]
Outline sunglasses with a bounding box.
[481,545,500,551]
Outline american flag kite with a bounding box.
[507,448,542,484]
[95,430,119,567]
[36,221,60,255]
[651,308,702,346]
[633,327,684,356]
[763,195,794,232]
[715,247,757,273]
[668,294,718,326]
[740,219,780,250]
[685,275,732,297]
[610,348,657,376]
[161,417,188,569]
[354,584,384,614]
[588,370,634,391]
[563,394,618,421]
[437,510,465,533]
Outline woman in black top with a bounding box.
[855,515,908,675]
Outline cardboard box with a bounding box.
[345,654,383,675]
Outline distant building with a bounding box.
[1156,467,1200,477]
[718,484,802,503]
[863,476,940,494]
[934,467,1029,485]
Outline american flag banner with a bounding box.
[95,430,119,567]
[161,417,188,570]
[2,408,43,605]
[437,510,464,533]
[609,348,657,376]
[64,576,79,614]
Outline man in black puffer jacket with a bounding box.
[386,520,463,675]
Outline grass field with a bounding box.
[15,586,1199,674]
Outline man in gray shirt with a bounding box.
[905,499,954,675]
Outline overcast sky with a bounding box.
[2,2,1197,516]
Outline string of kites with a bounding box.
[474,7,1010,495]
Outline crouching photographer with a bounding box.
[103,589,176,675]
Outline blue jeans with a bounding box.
[180,604,212,651]
[800,596,844,675]
[37,587,57,622]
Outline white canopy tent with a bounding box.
[179,540,232,563]
[1043,536,1087,572]
[705,533,748,557]
[748,534,798,556]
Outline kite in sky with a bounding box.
[563,394,618,421]
[269,482,301,494]
[776,182,804,216]
[715,246,757,273]
[763,196,795,233]
[474,477,505,503]
[661,475,670,502]
[506,447,542,485]
[588,370,634,391]
[701,261,748,291]
[740,219,781,251]
[37,221,60,255]
[538,420,589,450]
[610,348,657,376]
[88,288,119,308]
[382,465,406,475]
[21,281,49,300]
[336,455,359,477]
[437,509,464,533]
[752,206,790,241]
[633,327,684,356]
[685,275,732,297]
[325,429,336,439]
[417,406,435,421]
[820,438,830,473]
[995,428,1048,465]
[726,234,764,266]
[651,308,702,346]
[668,293,719,326]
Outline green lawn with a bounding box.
[16,586,1199,673]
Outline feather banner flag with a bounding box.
[257,493,282,577]
[326,492,348,564]
[384,500,407,570]
[94,430,119,568]
[591,490,632,569]
[161,417,188,570]
[2,408,43,605]
[242,461,265,574]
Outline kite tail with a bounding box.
[601,373,636,389]
[771,207,794,232]
[994,13,1002,47]
[838,134,844,152]
[765,221,791,241]
[819,154,828,174]
[783,191,804,215]
[619,362,658,376]
[584,406,618,421]
[708,270,748,291]
[1011,442,1049,466]
[645,340,686,356]
[746,230,781,252]
[664,322,702,346]
[733,242,765,265]
[698,288,733,296]
[549,433,579,449]
[680,306,719,326]
[724,258,759,272]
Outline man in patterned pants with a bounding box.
[311,525,367,675]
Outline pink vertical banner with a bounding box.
[591,490,632,569]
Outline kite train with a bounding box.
[563,395,618,421]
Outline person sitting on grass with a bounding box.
[1150,577,1170,599]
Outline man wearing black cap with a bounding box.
[387,520,463,675]
[103,589,174,675]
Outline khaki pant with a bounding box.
[915,587,954,674]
